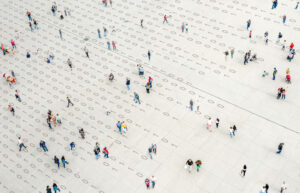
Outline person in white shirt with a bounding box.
[18,137,27,151]
[280,181,287,193]
[206,117,212,132]
[151,176,156,189]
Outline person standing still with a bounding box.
[126,78,130,90]
[241,165,247,177]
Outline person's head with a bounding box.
[209,117,211,120]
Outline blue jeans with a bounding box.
[52,11,56,16]
[127,85,130,90]
[190,104,193,111]
[104,153,109,158]
[34,25,38,29]
[107,45,111,50]
[67,102,73,107]
[62,161,69,168]
[163,20,168,24]
[19,144,25,151]
[60,34,63,39]
[42,146,48,152]
[30,26,33,31]
[48,123,52,129]
[98,32,101,38]
[149,152,152,159]
[230,132,233,138]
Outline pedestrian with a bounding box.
[141,19,144,28]
[232,125,237,136]
[52,183,60,193]
[148,76,153,88]
[283,15,286,24]
[26,51,31,58]
[126,78,130,90]
[145,82,150,93]
[181,23,185,32]
[94,146,100,159]
[84,46,89,58]
[60,12,64,20]
[151,176,156,189]
[185,159,193,173]
[11,40,16,50]
[103,147,109,158]
[134,92,141,104]
[66,96,74,107]
[18,137,27,151]
[282,40,286,50]
[59,29,63,39]
[277,32,283,43]
[145,178,150,189]
[189,99,193,111]
[54,156,60,168]
[246,19,251,30]
[264,31,269,45]
[47,118,52,129]
[216,118,220,128]
[109,0,112,7]
[249,30,252,38]
[206,117,212,131]
[107,41,111,50]
[116,121,122,134]
[241,165,247,177]
[185,24,188,32]
[148,146,153,159]
[61,156,69,168]
[229,127,234,138]
[152,144,157,154]
[46,185,52,193]
[1,44,5,55]
[67,58,72,70]
[26,11,32,21]
[97,29,101,38]
[64,9,68,16]
[276,143,284,154]
[103,27,107,37]
[224,50,229,60]
[112,41,116,50]
[147,50,151,61]
[272,0,278,9]
[264,184,269,193]
[8,105,15,116]
[56,114,61,125]
[289,42,294,51]
[109,73,114,81]
[70,142,75,150]
[15,90,21,102]
[260,186,266,193]
[163,15,168,24]
[296,2,299,9]
[195,160,202,172]
[280,181,287,193]
[281,89,286,99]
[29,22,33,31]
[286,68,290,75]
[40,140,48,152]
[230,49,234,58]
[51,6,56,16]
[79,128,85,139]
[273,67,277,80]
[33,19,38,29]
[121,121,127,133]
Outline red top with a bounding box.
[164,15,167,20]
[103,148,109,154]
[290,43,294,49]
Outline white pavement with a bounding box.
[0,0,300,192]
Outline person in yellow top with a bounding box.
[121,121,127,133]
[286,68,290,75]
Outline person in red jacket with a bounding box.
[148,76,153,88]
[103,147,109,158]
[290,42,294,50]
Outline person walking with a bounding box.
[151,176,156,189]
[18,137,27,151]
[189,99,194,111]
[140,19,144,28]
[52,183,60,193]
[84,46,89,58]
[216,118,220,128]
[152,144,157,154]
[249,30,252,38]
[232,125,237,136]
[185,159,193,173]
[230,49,234,58]
[70,142,75,150]
[79,128,85,139]
[281,89,286,100]
[54,156,60,168]
[61,156,69,168]
[241,165,247,177]
[112,41,116,50]
[126,78,130,90]
[148,146,153,159]
[163,15,168,24]
[8,105,15,116]
[206,118,212,131]
[273,68,277,80]
[103,147,109,158]
[103,27,107,37]
[107,41,111,50]
[67,58,72,70]
[148,76,153,88]
[97,29,101,38]
[280,181,287,193]
[282,15,287,24]
[26,11,32,21]
[56,114,61,125]
[264,184,269,193]
[246,19,251,30]
[11,40,16,50]
[181,23,185,32]
[229,127,234,138]
[195,160,202,172]
[33,19,38,29]
[145,178,150,189]
[66,97,74,107]
[134,92,141,104]
[296,2,299,9]
[116,121,122,134]
[47,118,52,129]
[147,50,151,61]
[29,22,33,31]
[46,185,52,193]
[276,143,284,154]
[59,29,63,39]
[15,90,21,102]
[145,82,150,93]
[40,140,48,152]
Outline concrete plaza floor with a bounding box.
[0,0,300,192]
